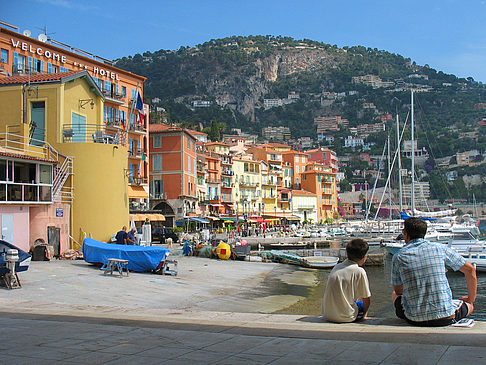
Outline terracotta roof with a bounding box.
[187,129,207,136]
[0,71,81,85]
[206,142,228,146]
[0,151,55,163]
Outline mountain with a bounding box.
[115,35,486,202]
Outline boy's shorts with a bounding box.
[354,300,365,322]
[394,296,470,327]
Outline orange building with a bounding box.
[203,152,224,215]
[149,124,197,225]
[0,25,149,207]
[301,163,337,221]
[282,150,308,188]
[307,147,338,172]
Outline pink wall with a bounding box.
[0,206,30,252]
[30,203,71,254]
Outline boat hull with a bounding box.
[0,240,31,275]
[83,238,170,272]
[302,256,338,269]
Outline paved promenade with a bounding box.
[0,308,485,364]
[0,259,485,364]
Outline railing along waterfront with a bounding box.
[62,124,126,145]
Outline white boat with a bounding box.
[302,256,339,269]
[462,246,486,272]
[384,226,485,255]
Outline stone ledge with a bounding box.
[0,302,484,347]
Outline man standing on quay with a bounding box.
[392,217,477,326]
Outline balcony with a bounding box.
[128,148,145,159]
[240,182,258,188]
[222,170,234,176]
[206,178,221,184]
[105,118,125,130]
[209,195,220,201]
[128,123,147,134]
[62,124,126,146]
[103,90,125,105]
[151,192,168,200]
[261,180,277,186]
[129,176,148,186]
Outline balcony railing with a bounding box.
[62,124,126,145]
[128,123,147,133]
[129,148,145,159]
[206,178,221,184]
[106,118,126,129]
[151,192,168,200]
[103,90,125,104]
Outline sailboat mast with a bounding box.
[387,134,392,219]
[396,113,403,212]
[411,90,415,215]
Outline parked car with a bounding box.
[152,227,179,244]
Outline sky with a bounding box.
[2,0,486,82]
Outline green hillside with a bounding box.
[115,35,486,202]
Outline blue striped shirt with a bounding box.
[391,238,466,322]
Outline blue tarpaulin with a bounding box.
[400,212,437,221]
[82,238,170,272]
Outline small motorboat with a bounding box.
[0,240,31,275]
[302,256,339,269]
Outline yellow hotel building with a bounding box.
[0,24,149,252]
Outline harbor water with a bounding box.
[273,254,486,320]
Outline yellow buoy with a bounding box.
[215,242,232,260]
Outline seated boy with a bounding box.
[322,239,371,323]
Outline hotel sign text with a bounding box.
[11,38,120,81]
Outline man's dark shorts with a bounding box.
[394,296,469,327]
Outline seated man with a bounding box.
[115,226,127,245]
[392,217,477,326]
[322,239,371,323]
[126,228,137,245]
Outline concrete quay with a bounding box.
[0,259,484,364]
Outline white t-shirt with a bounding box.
[322,259,371,323]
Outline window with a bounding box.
[104,80,111,94]
[122,86,126,97]
[0,160,6,181]
[151,179,164,197]
[187,138,191,149]
[33,58,44,73]
[47,63,52,73]
[153,155,162,171]
[187,156,191,173]
[13,52,26,73]
[0,49,8,63]
[153,135,161,148]
[60,66,69,72]
[39,165,52,184]
[132,89,137,100]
